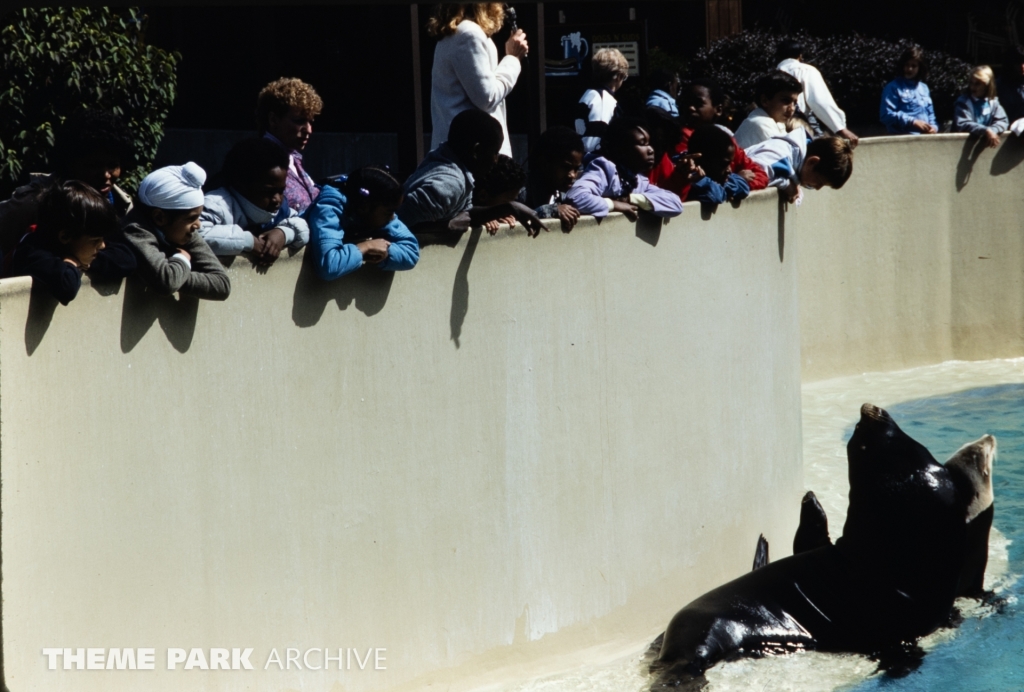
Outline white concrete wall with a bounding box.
[795,134,1024,380]
[0,194,803,692]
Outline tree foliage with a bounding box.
[689,30,972,130]
[0,7,179,194]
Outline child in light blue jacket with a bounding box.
[200,137,309,266]
[953,65,1008,148]
[306,167,419,280]
[880,45,938,135]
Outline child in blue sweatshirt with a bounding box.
[306,166,419,280]
[880,45,938,135]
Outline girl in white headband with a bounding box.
[120,162,230,301]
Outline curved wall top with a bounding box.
[794,135,1024,380]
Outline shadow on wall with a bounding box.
[778,196,787,263]
[956,136,989,191]
[24,283,58,356]
[450,227,483,349]
[119,276,199,354]
[291,254,395,327]
[990,134,1024,176]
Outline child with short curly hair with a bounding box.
[257,77,324,212]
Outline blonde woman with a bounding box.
[428,3,528,157]
[575,48,629,154]
[953,65,1008,148]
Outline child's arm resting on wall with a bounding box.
[379,218,420,270]
[306,188,364,280]
[121,225,191,296]
[180,235,230,300]
[198,195,256,255]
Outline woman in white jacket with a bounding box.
[428,3,528,157]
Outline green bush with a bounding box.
[688,30,972,130]
[0,7,179,195]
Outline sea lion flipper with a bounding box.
[793,490,831,554]
[752,534,770,571]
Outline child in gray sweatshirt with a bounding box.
[120,162,230,301]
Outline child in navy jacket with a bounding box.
[2,180,135,305]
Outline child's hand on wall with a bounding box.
[738,169,757,183]
[912,119,937,134]
[984,129,1000,148]
[784,184,802,204]
[486,216,517,235]
[257,228,287,265]
[557,204,580,232]
[357,238,391,264]
[508,201,544,238]
[611,199,639,221]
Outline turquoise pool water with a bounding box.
[848,383,1024,692]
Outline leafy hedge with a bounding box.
[0,7,179,194]
[688,30,972,130]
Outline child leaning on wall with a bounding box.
[523,126,584,232]
[734,71,803,149]
[1,180,136,305]
[472,154,527,234]
[650,78,767,202]
[565,117,684,222]
[199,137,309,265]
[953,66,1008,148]
[306,166,419,281]
[398,109,543,237]
[119,163,230,301]
[744,132,854,204]
[677,125,757,206]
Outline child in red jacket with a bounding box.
[650,79,768,201]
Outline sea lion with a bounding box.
[944,435,996,597]
[649,405,978,690]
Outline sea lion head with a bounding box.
[945,435,996,522]
[847,403,940,477]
